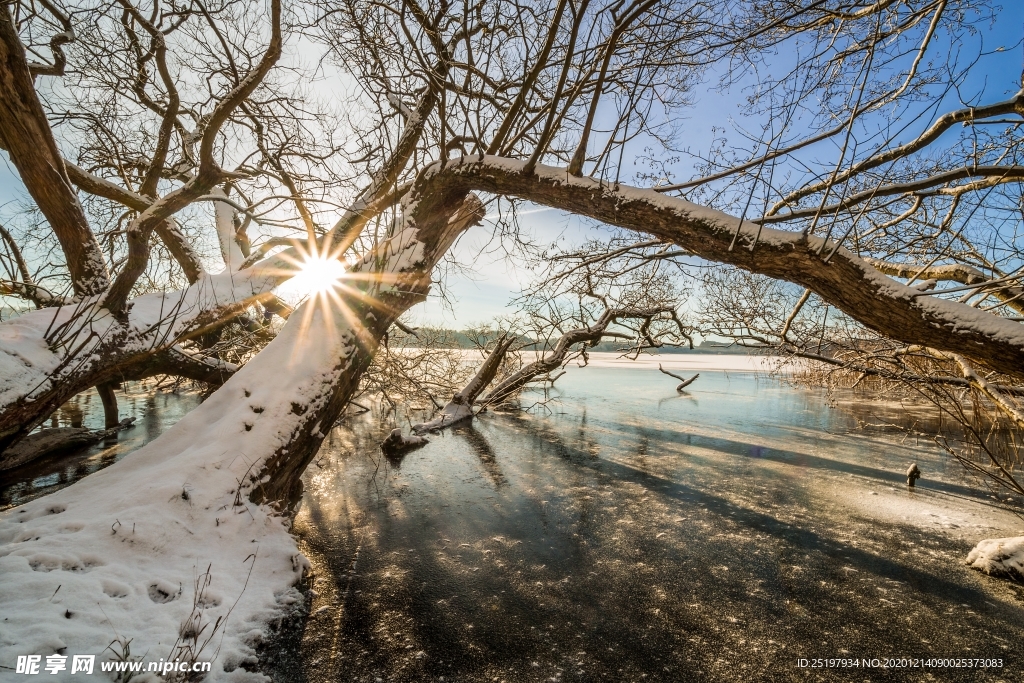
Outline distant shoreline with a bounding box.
[399,348,797,373]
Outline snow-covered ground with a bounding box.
[581,351,789,373]
[966,537,1024,582]
[0,217,439,681]
[0,296,360,680]
[0,321,311,679]
[428,349,792,373]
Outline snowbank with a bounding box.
[0,217,435,679]
[580,352,787,373]
[965,536,1024,582]
[0,293,365,680]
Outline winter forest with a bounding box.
[2,0,1024,680]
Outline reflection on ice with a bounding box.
[0,383,202,510]
[270,364,1024,682]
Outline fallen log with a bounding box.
[380,428,429,456]
[412,334,515,433]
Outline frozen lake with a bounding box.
[267,359,1024,682]
[2,356,1022,681]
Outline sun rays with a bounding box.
[271,241,410,365]
[291,251,348,296]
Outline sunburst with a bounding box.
[290,251,348,296]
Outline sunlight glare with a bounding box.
[292,253,347,295]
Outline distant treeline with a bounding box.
[392,328,755,354]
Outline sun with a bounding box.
[291,253,347,295]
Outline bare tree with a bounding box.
[0,0,1019,498]
[6,1,1024,669]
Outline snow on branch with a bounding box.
[0,195,486,676]
[951,354,1024,430]
[420,156,1024,380]
[0,249,299,457]
[867,259,1024,316]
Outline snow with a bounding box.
[425,155,787,245]
[0,250,297,411]
[0,296,328,679]
[965,536,1024,582]
[353,226,426,282]
[579,352,789,373]
[411,401,474,433]
[0,225,430,679]
[211,188,246,273]
[380,428,428,454]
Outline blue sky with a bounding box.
[0,160,20,207]
[408,206,598,326]
[415,3,1024,326]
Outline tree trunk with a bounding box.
[431,157,1024,380]
[251,190,485,503]
[412,334,515,433]
[0,7,109,296]
[96,383,118,429]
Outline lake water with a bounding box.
[0,382,203,510]
[267,358,1024,682]
[2,357,1022,681]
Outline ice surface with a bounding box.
[271,367,1024,682]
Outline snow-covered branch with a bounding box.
[951,354,1024,430]
[867,259,1024,316]
[0,251,297,459]
[0,190,485,678]
[424,156,1024,380]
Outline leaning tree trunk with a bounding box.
[0,192,483,673]
[411,333,516,433]
[250,189,485,503]
[0,257,292,460]
[432,157,1024,380]
[96,383,119,429]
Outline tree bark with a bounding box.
[0,342,236,468]
[96,383,118,429]
[658,365,698,392]
[252,189,485,503]
[64,163,206,284]
[412,334,515,433]
[866,258,1024,316]
[0,276,277,456]
[483,307,675,406]
[0,6,110,296]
